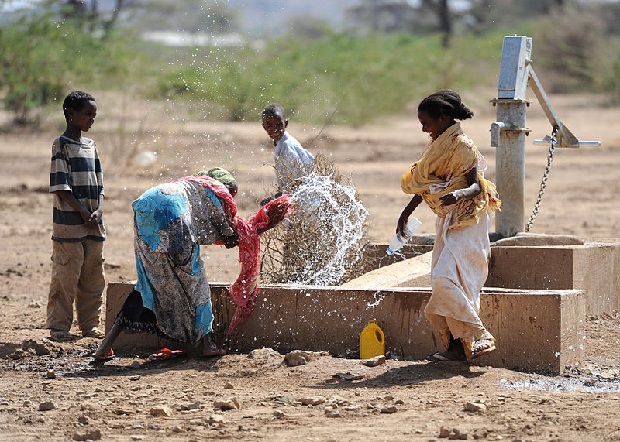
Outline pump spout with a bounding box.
[490,121,518,148]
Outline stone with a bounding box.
[325,408,340,418]
[299,396,325,406]
[206,414,226,424]
[72,429,102,441]
[332,372,363,381]
[213,398,239,411]
[149,405,172,417]
[284,350,315,366]
[187,401,201,410]
[380,405,398,414]
[22,340,51,356]
[38,401,55,411]
[361,355,386,366]
[464,401,487,413]
[248,347,282,359]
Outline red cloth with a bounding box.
[172,176,290,333]
[228,195,291,333]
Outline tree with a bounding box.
[287,16,333,41]
[58,0,130,39]
[130,0,240,34]
[0,14,68,124]
[465,0,575,33]
[421,0,452,48]
[0,6,127,125]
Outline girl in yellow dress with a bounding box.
[398,90,501,362]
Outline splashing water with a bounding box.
[261,170,369,286]
[500,373,620,393]
[292,173,368,285]
[366,290,385,308]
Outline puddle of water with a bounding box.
[501,371,620,393]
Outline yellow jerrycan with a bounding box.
[360,320,385,359]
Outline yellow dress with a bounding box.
[401,123,501,355]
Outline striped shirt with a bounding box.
[49,135,105,242]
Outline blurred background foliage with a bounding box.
[0,0,619,127]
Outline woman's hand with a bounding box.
[223,234,239,249]
[439,191,459,206]
[397,195,422,236]
[440,168,481,206]
[397,212,409,237]
[257,197,292,234]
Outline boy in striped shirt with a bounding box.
[46,91,106,341]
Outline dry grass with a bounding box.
[260,153,370,285]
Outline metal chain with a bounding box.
[525,125,558,232]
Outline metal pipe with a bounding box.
[494,99,527,237]
[494,36,532,237]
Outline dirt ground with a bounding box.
[1,90,619,441]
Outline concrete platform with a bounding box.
[360,239,619,316]
[487,241,620,316]
[105,282,585,374]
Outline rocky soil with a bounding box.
[1,91,619,441]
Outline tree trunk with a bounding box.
[438,0,452,48]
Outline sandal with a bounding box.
[148,348,187,361]
[428,350,467,362]
[83,327,105,339]
[202,348,227,358]
[201,333,226,358]
[92,349,115,362]
[50,330,75,342]
[470,339,496,359]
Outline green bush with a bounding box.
[0,12,139,126]
[156,33,501,126]
[5,9,617,129]
[530,6,605,93]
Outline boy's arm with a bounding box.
[89,147,105,226]
[53,190,92,225]
[88,193,104,227]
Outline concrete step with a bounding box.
[105,282,584,374]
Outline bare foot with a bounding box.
[202,333,227,358]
